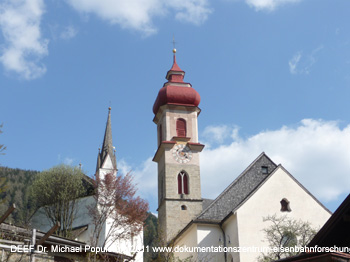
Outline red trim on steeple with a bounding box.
[152,54,201,115]
[170,55,183,72]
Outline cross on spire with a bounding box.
[172,36,177,53]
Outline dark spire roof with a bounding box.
[96,107,117,171]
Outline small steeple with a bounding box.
[153,49,200,115]
[166,48,185,82]
[96,107,117,171]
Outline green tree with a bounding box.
[144,212,158,261]
[31,164,86,238]
[258,214,318,261]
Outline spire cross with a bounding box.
[172,36,176,49]
[172,36,177,54]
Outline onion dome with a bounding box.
[153,51,201,115]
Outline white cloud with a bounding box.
[200,119,350,203]
[65,0,211,36]
[118,157,157,205]
[60,25,78,40]
[166,0,211,25]
[288,51,301,74]
[0,0,48,80]
[245,0,301,11]
[64,157,74,165]
[57,154,75,165]
[128,119,350,211]
[289,46,324,75]
[203,125,232,144]
[202,125,241,147]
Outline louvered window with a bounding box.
[176,118,186,137]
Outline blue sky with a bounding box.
[1,0,350,214]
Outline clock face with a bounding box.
[172,144,193,163]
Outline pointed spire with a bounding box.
[166,48,185,82]
[97,107,117,170]
[170,49,183,71]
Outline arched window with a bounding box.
[181,205,187,210]
[177,171,189,194]
[176,118,186,137]
[280,198,291,212]
[183,173,188,194]
[177,174,182,194]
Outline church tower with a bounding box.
[153,50,204,242]
[96,107,117,179]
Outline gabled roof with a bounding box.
[197,152,277,221]
[308,193,350,247]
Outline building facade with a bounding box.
[152,51,331,262]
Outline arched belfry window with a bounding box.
[177,171,189,194]
[176,118,186,137]
[280,198,291,212]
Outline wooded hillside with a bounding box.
[0,166,39,226]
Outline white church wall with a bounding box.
[174,224,198,261]
[99,154,117,177]
[196,224,225,262]
[132,230,144,262]
[101,213,143,262]
[236,166,331,262]
[222,214,240,262]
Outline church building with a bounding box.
[152,50,331,262]
[31,108,143,262]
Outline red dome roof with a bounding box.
[153,55,201,114]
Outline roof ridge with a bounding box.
[197,152,276,219]
[277,164,332,215]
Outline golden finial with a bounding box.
[172,36,177,54]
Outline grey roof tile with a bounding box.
[96,108,117,171]
[202,198,214,210]
[197,152,277,221]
